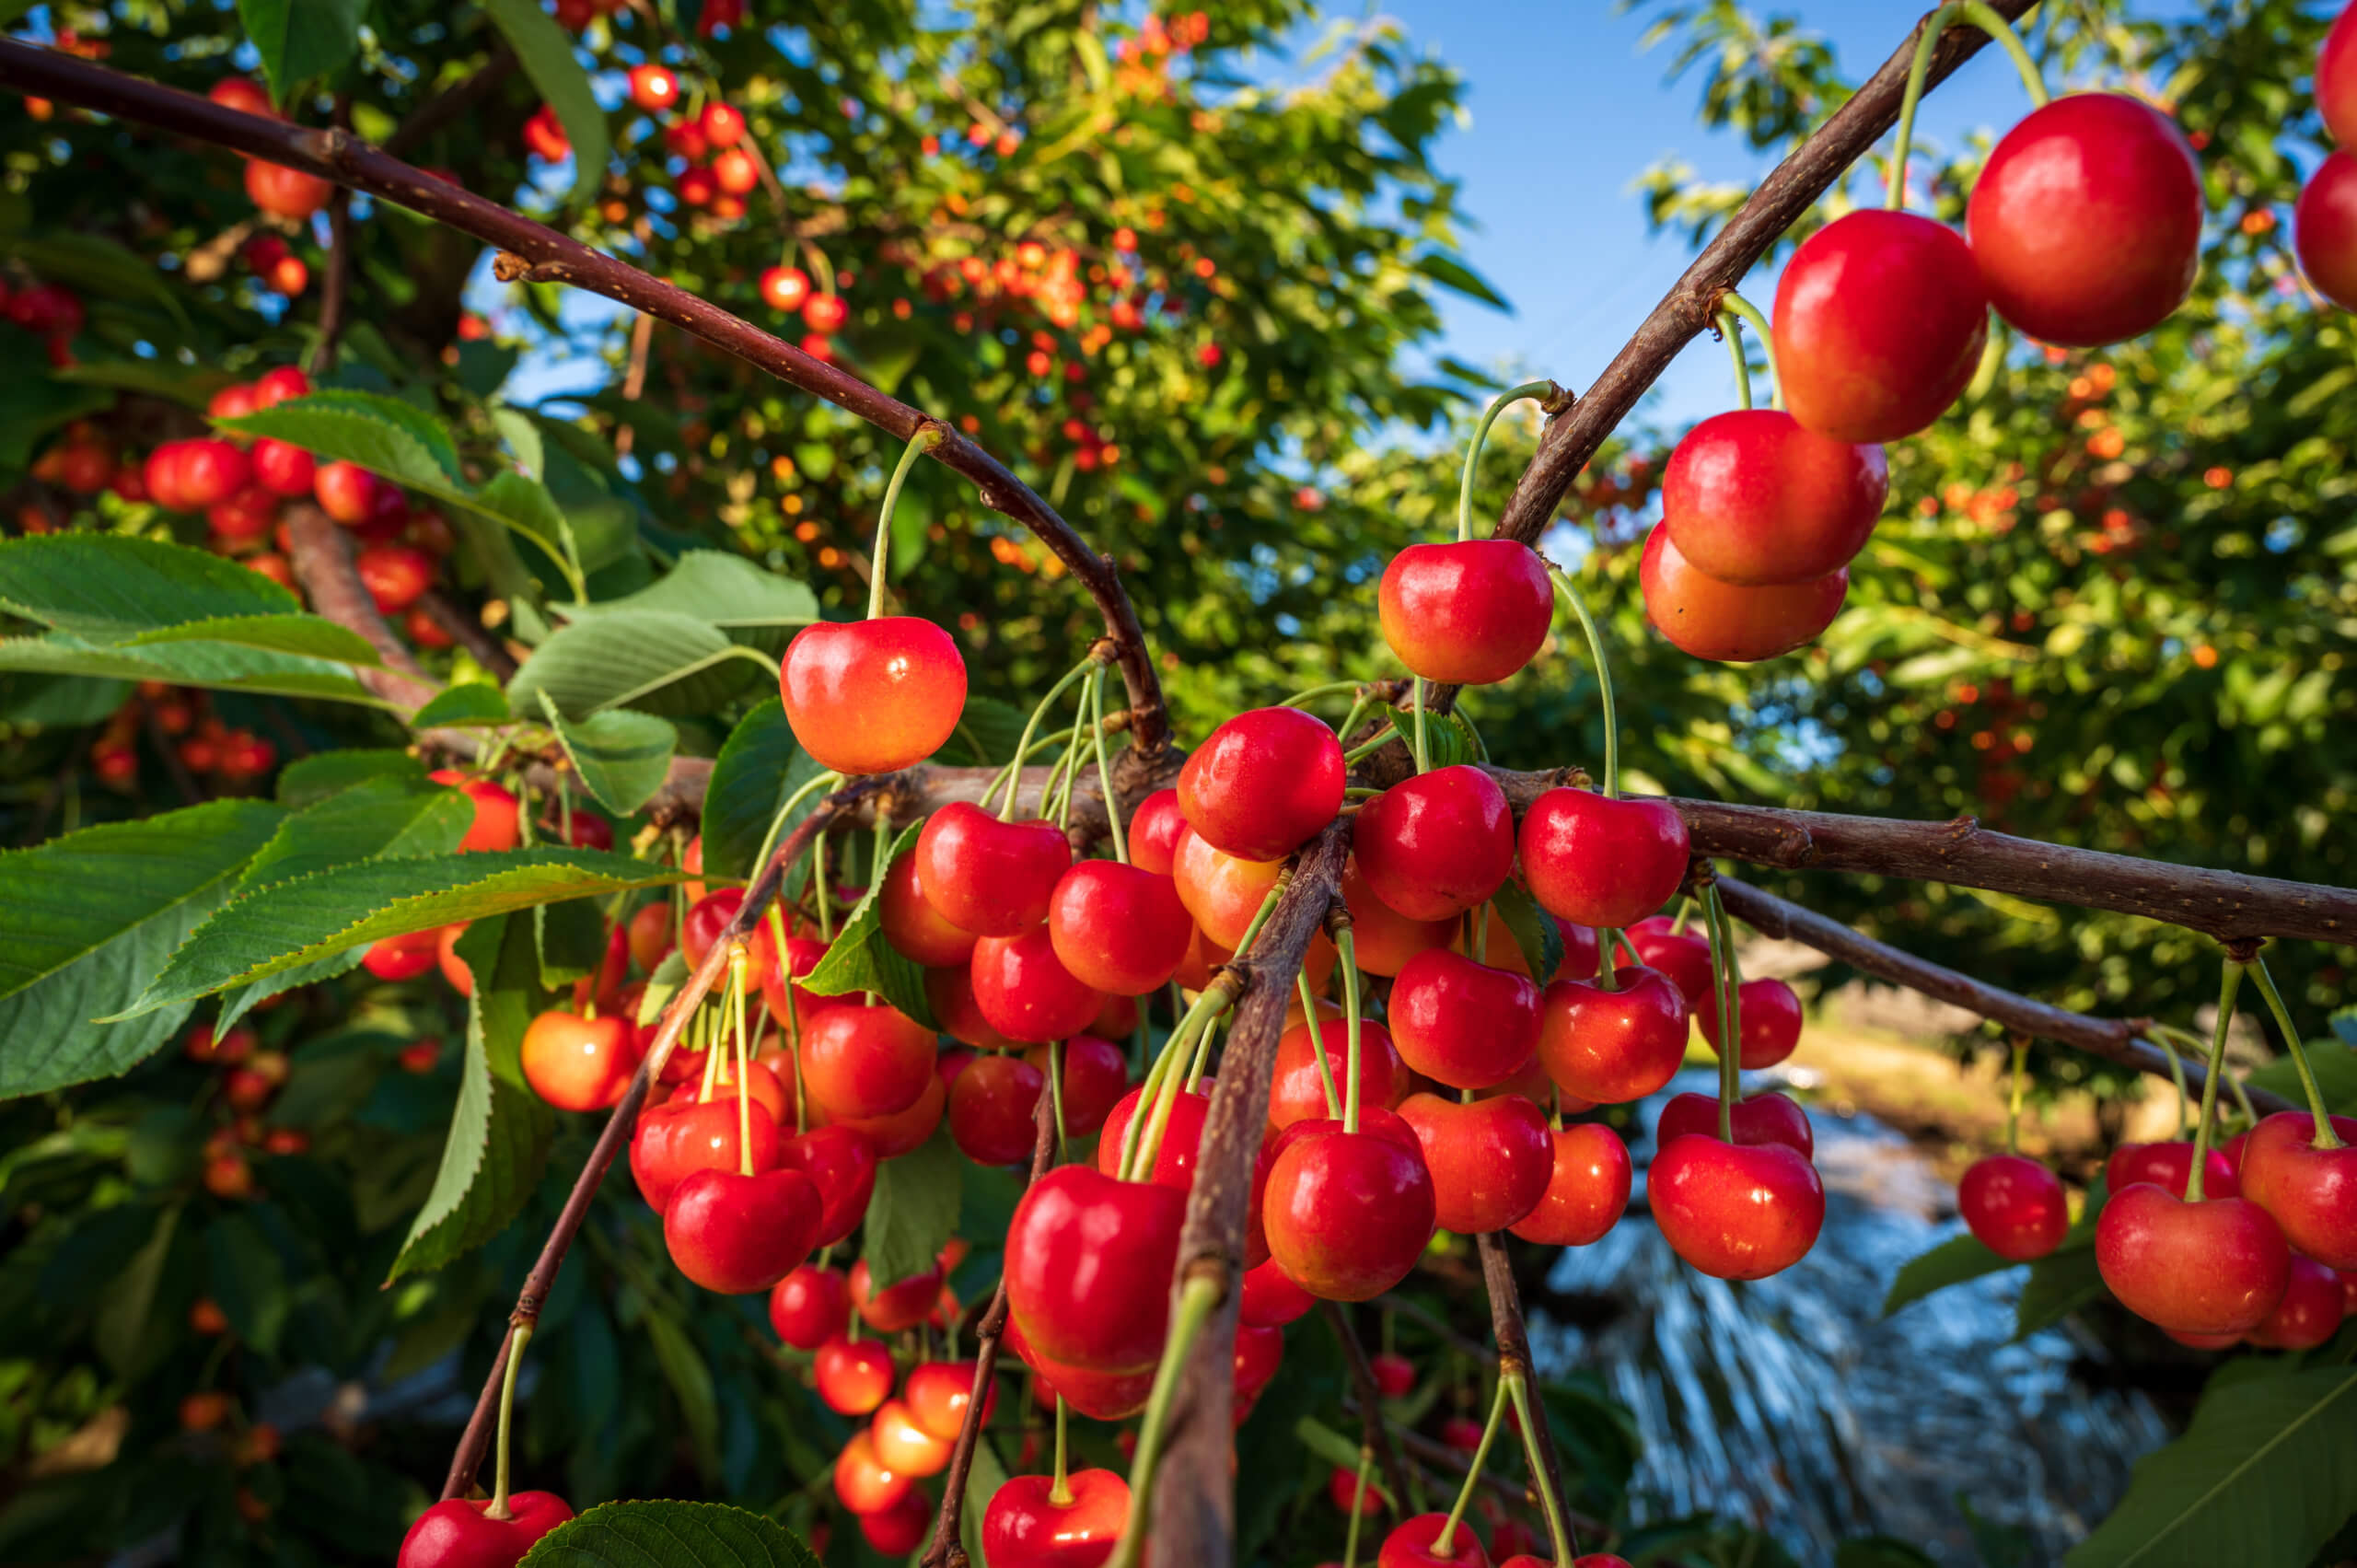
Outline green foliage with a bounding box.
[236,0,364,99]
[1882,1233,2014,1318]
[518,1500,822,1568]
[481,0,608,207]
[858,1127,964,1291]
[537,693,678,818]
[797,822,935,1027]
[699,700,830,884]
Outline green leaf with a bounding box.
[1882,1233,2014,1318]
[942,693,1029,767]
[641,1314,722,1483]
[505,610,770,720]
[0,533,298,638]
[637,948,687,1026]
[517,1501,821,1568]
[2064,1365,2357,1568]
[121,614,382,666]
[51,358,229,410]
[800,822,935,1027]
[1292,1415,1364,1472]
[1387,702,1482,768]
[537,691,677,816]
[119,849,691,1018]
[92,1203,178,1378]
[7,235,192,333]
[0,633,382,706]
[558,551,817,653]
[238,0,364,98]
[482,0,611,210]
[0,366,110,470]
[962,1424,1010,1568]
[278,749,425,807]
[701,700,831,883]
[411,683,514,729]
[2014,1244,2107,1340]
[860,1126,963,1289]
[0,800,284,1099]
[1489,878,1563,985]
[207,1210,290,1354]
[2247,1039,2357,1117]
[2331,1005,2357,1052]
[1413,250,1510,309]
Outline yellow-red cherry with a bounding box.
[781,617,967,776]
[1177,706,1345,862]
[1695,976,1804,1070]
[1772,208,1988,443]
[914,802,1071,936]
[1510,1121,1632,1246]
[1047,860,1193,994]
[1377,538,1554,686]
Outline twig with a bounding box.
[415,587,518,679]
[1476,1232,1580,1551]
[307,98,354,379]
[613,310,655,459]
[1321,1302,1418,1520]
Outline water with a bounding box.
[1529,1069,2172,1567]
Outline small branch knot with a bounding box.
[1538,381,1576,417]
[2225,936,2264,963]
[1680,854,1718,895]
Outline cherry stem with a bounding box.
[1670,899,1695,936]
[1088,664,1128,864]
[1549,569,1620,798]
[1456,379,1557,544]
[2003,1036,2028,1155]
[1342,1449,1374,1568]
[1703,881,1743,1142]
[989,652,1105,821]
[1050,1396,1073,1507]
[1280,679,1366,711]
[1049,1038,1069,1161]
[695,1006,721,1102]
[1717,310,1754,413]
[748,771,843,892]
[1888,2,2050,213]
[2150,1028,2191,1136]
[1596,931,1620,991]
[866,425,943,621]
[1342,722,1401,764]
[485,1322,531,1521]
[1499,1371,1575,1566]
[1433,1372,1511,1556]
[1050,671,1094,831]
[813,831,834,942]
[2184,958,2247,1203]
[1107,1273,1224,1568]
[1299,970,1344,1121]
[1411,679,1431,774]
[2249,958,2341,1146]
[1720,291,1781,412]
[1613,929,1646,970]
[730,947,752,1177]
[1124,981,1239,1181]
[1341,928,1365,1134]
[768,903,807,1134]
[1332,692,1376,744]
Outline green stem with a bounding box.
[1125,983,1238,1181]
[811,831,834,942]
[1115,1020,1194,1182]
[1231,875,1292,960]
[1549,569,1620,798]
[1433,1373,1511,1556]
[1341,928,1364,1134]
[2004,1036,2028,1156]
[769,903,807,1134]
[1343,723,1401,764]
[730,948,753,1177]
[486,1323,533,1520]
[1411,678,1430,774]
[2249,957,2343,1147]
[1280,680,1366,710]
[1049,1038,1068,1162]
[2184,960,2247,1202]
[1596,931,1620,990]
[748,770,843,885]
[867,426,943,621]
[1342,1449,1374,1568]
[1717,309,1754,413]
[1051,671,1094,832]
[1332,692,1376,744]
[1456,380,1557,542]
[2150,1029,2191,1136]
[1088,664,1128,864]
[1299,970,1343,1121]
[1719,291,1781,412]
[1107,1274,1224,1568]
[1888,2,2051,212]
[986,653,1103,819]
[1050,1396,1073,1507]
[1503,1370,1578,1565]
[1704,881,1742,1142]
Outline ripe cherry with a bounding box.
[970,927,1105,1044]
[929,965,1020,1051]
[879,851,978,966]
[1389,949,1542,1091]
[1353,765,1515,921]
[1007,1165,1186,1370]
[2095,1185,2290,1335]
[1376,1512,1490,1568]
[832,1066,948,1157]
[981,1469,1131,1568]
[522,104,570,162]
[760,265,811,313]
[1650,1132,1826,1280]
[2249,1255,2348,1351]
[1025,1034,1128,1137]
[1377,538,1555,685]
[245,158,331,220]
[1625,916,1713,1007]
[2235,1110,2357,1269]
[1511,1121,1633,1246]
[1662,410,1887,586]
[663,1165,821,1294]
[1370,1351,1416,1400]
[833,1428,913,1516]
[1398,1091,1553,1235]
[1772,208,1989,443]
[1271,1016,1410,1131]
[768,1264,849,1349]
[208,76,275,120]
[629,1097,781,1212]
[626,64,679,112]
[803,293,850,332]
[1096,1081,1211,1191]
[2107,1140,2240,1202]
[2326,4,2357,145]
[915,802,1072,935]
[396,1493,574,1568]
[519,1007,640,1111]
[784,1123,878,1244]
[801,1000,935,1120]
[1261,1113,1437,1301]
[1640,525,1848,662]
[2300,152,2357,311]
[1329,1464,1390,1516]
[1518,787,1689,932]
[1240,1257,1317,1327]
[905,1359,997,1443]
[1172,826,1285,949]
[362,927,441,981]
[1655,1090,1814,1159]
[814,1335,897,1415]
[312,459,377,524]
[949,1051,1048,1165]
[872,1397,955,1477]
[357,544,434,614]
[1127,788,1190,876]
[1341,857,1457,977]
[781,618,967,775]
[1956,1153,2069,1261]
[860,1491,934,1555]
[1004,1313,1156,1421]
[1695,976,1804,1070]
[1048,859,1193,994]
[1233,1319,1286,1420]
[1535,965,1690,1104]
[427,770,520,852]
[250,437,314,497]
[1177,706,1345,861]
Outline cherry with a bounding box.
[798,1000,935,1121]
[629,1098,781,1213]
[1535,965,1689,1104]
[1655,1091,1814,1159]
[1956,1153,2069,1261]
[519,1007,640,1111]
[1354,765,1515,921]
[1398,1091,1553,1235]
[663,1165,821,1294]
[1511,1121,1633,1246]
[879,850,979,966]
[803,293,850,333]
[1025,1034,1128,1136]
[1329,1464,1390,1516]
[971,927,1106,1043]
[626,64,679,113]
[1004,1314,1157,1421]
[363,927,441,981]
[757,931,841,1027]
[2327,4,2357,145]
[2095,1185,2290,1335]
[1650,1133,1825,1280]
[1662,410,1887,586]
[679,890,778,993]
[1370,1351,1417,1399]
[859,1490,933,1555]
[1342,857,1458,977]
[1695,976,1804,1070]
[2249,1255,2348,1351]
[396,1493,574,1568]
[253,365,310,406]
[1271,1016,1411,1131]
[625,902,675,973]
[1389,949,1542,1091]
[1172,825,1286,948]
[427,770,520,853]
[2106,1140,2240,1202]
[760,265,811,313]
[1239,1256,1317,1327]
[831,1069,947,1157]
[1378,538,1555,686]
[850,1254,946,1333]
[784,1123,877,1244]
[2235,1110,2357,1270]
[1640,524,1848,663]
[873,1396,955,1476]
[246,158,331,220]
[1006,1165,1185,1370]
[833,1428,913,1516]
[522,104,569,163]
[981,1469,1130,1568]
[1128,787,1190,876]
[1376,1512,1491,1568]
[905,1359,998,1443]
[768,1264,848,1349]
[915,802,1072,935]
[1517,787,1689,932]
[929,965,1020,1051]
[1177,706,1346,861]
[814,1335,897,1415]
[1048,859,1193,994]
[781,618,967,775]
[950,1051,1049,1165]
[312,458,377,524]
[1772,208,1989,443]
[1625,916,1713,1008]
[209,75,275,119]
[245,437,312,499]
[1262,1114,1437,1301]
[1233,1319,1285,1419]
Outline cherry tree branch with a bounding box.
[1320,1302,1420,1522]
[1475,1232,1583,1556]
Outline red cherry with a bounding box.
[1535,966,1690,1104]
[1376,1512,1491,1568]
[177,439,252,508]
[1024,1035,1129,1137]
[1398,1091,1553,1235]
[1517,787,1689,932]
[1641,524,1848,662]
[1232,1320,1285,1419]
[1003,1313,1157,1420]
[1967,95,2201,347]
[522,104,569,163]
[783,1123,877,1244]
[1005,1165,1185,1371]
[780,619,967,776]
[1440,1416,1484,1453]
[2236,1110,2357,1270]
[1341,856,1457,977]
[1127,788,1189,876]
[1239,1257,1317,1327]
[873,1396,955,1476]
[1772,208,1989,443]
[1511,1121,1632,1246]
[1956,1153,2069,1261]
[1048,860,1193,994]
[2249,1255,2348,1351]
[760,265,811,313]
[1271,1016,1410,1132]
[627,64,679,112]
[800,1000,934,1120]
[1171,825,1285,948]
[1262,1116,1437,1301]
[1695,976,1803,1070]
[520,1007,640,1111]
[427,770,520,853]
[1329,1464,1390,1516]
[905,1358,997,1443]
[950,1051,1049,1165]
[1096,1081,1212,1191]
[1389,949,1541,1091]
[208,76,275,120]
[1177,706,1345,861]
[312,459,377,524]
[803,293,850,332]
[970,928,1106,1044]
[915,802,1072,936]
[2106,1140,2240,1202]
[245,158,331,220]
[1353,766,1515,922]
[1369,1351,1416,1400]
[981,1468,1130,1568]
[1662,410,1887,586]
[1655,1091,1814,1159]
[396,1493,574,1568]
[357,543,433,614]
[251,366,309,406]
[768,1264,848,1349]
[663,1165,821,1294]
[2095,1185,2290,1335]
[814,1335,896,1415]
[929,965,1020,1051]
[1650,1133,1825,1280]
[1625,916,1713,1008]
[2298,150,2357,312]
[630,1098,782,1212]
[2326,4,2357,145]
[860,1490,934,1555]
[879,851,978,966]
[1377,539,1555,686]
[712,147,758,195]
[362,927,441,981]
[833,1428,912,1516]
[758,932,842,1031]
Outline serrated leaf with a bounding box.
[0,800,284,1099]
[0,633,384,706]
[2064,1365,2357,1567]
[238,0,364,98]
[505,610,769,720]
[518,1501,821,1568]
[1882,1233,2014,1318]
[2014,1244,2107,1340]
[411,683,514,729]
[0,533,298,637]
[1387,702,1481,769]
[537,691,676,816]
[701,700,831,883]
[278,749,425,807]
[2247,1040,2357,1116]
[800,823,935,1027]
[861,1126,963,1289]
[638,948,687,1026]
[482,0,611,211]
[557,551,816,654]
[122,614,382,666]
[118,850,690,1018]
[1489,878,1563,985]
[942,693,1028,767]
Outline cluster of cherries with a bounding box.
[180,1015,440,1202]
[2298,6,2357,314]
[79,681,276,796]
[2,269,83,368]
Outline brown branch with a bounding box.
[1476,1232,1584,1558]
[1320,1301,1418,1520]
[307,99,354,379]
[382,43,518,159]
[284,505,438,702]
[1147,821,1352,1564]
[0,40,1172,774]
[1713,875,2299,1116]
[414,587,519,679]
